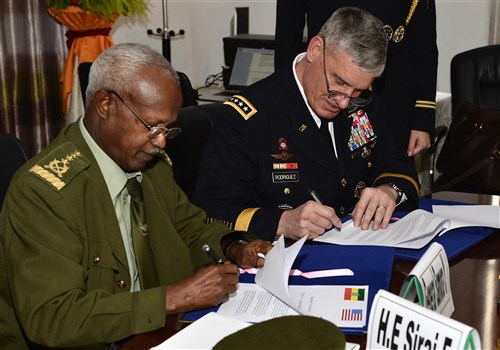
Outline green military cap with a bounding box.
[213,315,346,350]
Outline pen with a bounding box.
[308,189,342,232]
[308,189,324,204]
[202,244,224,264]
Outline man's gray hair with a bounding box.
[319,7,388,76]
[85,43,179,107]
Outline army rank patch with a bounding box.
[223,95,257,120]
[348,109,377,152]
[29,142,89,191]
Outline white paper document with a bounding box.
[217,236,368,328]
[150,312,251,349]
[432,204,500,229]
[314,206,500,249]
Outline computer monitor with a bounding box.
[226,47,274,91]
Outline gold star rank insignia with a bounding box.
[224,95,257,120]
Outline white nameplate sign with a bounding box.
[400,242,454,316]
[367,290,480,350]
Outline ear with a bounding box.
[305,36,324,63]
[94,91,112,119]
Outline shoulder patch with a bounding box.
[29,142,89,191]
[223,95,258,120]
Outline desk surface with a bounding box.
[123,231,500,350]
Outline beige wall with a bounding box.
[111,0,493,93]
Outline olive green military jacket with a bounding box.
[0,122,233,349]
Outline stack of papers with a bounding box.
[315,206,500,249]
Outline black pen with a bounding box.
[202,244,224,264]
[308,189,342,232]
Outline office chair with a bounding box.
[78,63,198,108]
[177,71,199,107]
[164,103,222,199]
[0,133,29,209]
[431,45,500,194]
[450,44,500,117]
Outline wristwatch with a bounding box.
[389,183,404,205]
[225,239,248,260]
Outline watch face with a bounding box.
[390,183,404,205]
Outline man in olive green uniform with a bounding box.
[0,43,271,349]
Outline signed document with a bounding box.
[217,236,368,328]
[315,206,500,249]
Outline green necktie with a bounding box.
[126,177,158,289]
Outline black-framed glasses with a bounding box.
[321,39,371,112]
[108,91,181,140]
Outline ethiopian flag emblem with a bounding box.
[344,287,365,301]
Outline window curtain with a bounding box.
[491,0,500,45]
[0,0,66,157]
[47,6,116,123]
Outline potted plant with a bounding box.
[45,0,149,20]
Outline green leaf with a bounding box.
[45,0,149,20]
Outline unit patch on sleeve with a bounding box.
[223,95,258,120]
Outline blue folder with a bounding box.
[183,242,395,335]
[394,197,497,261]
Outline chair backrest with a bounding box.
[0,133,29,209]
[78,62,92,106]
[165,103,222,199]
[177,71,198,107]
[78,63,198,108]
[450,45,500,116]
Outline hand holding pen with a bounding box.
[308,189,342,232]
[203,244,224,264]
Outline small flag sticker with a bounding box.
[344,287,365,301]
[341,308,363,321]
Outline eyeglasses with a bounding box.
[108,91,181,140]
[321,40,370,112]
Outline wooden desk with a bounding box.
[123,232,500,350]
